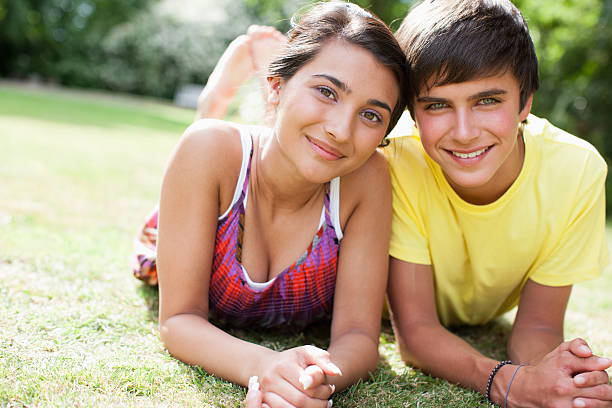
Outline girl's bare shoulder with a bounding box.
[338,149,391,224]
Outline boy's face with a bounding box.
[413,71,532,204]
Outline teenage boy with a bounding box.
[385,0,612,407]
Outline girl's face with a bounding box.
[267,39,399,184]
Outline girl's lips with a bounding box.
[307,136,344,160]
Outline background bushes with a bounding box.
[1,0,612,211]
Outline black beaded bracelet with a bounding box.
[486,360,512,404]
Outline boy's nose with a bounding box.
[453,110,479,143]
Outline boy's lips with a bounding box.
[307,136,345,160]
[449,146,491,159]
[443,145,493,165]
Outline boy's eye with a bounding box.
[426,102,448,110]
[317,86,336,100]
[478,97,499,105]
[362,110,382,123]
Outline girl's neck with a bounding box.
[250,130,326,213]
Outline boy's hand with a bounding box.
[255,345,339,407]
[508,339,612,407]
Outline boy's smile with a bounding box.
[413,71,532,204]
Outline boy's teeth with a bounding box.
[451,147,488,159]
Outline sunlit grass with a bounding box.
[1,82,610,407]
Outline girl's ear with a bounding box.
[267,77,282,105]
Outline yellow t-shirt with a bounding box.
[385,113,609,327]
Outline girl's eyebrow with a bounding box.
[368,99,392,113]
[313,74,348,92]
[313,74,392,113]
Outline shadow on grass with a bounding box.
[134,282,512,406]
[451,317,513,361]
[136,283,159,322]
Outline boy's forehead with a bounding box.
[418,70,520,96]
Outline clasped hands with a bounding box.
[245,345,341,408]
[504,338,612,407]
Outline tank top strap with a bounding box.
[240,137,254,202]
[218,128,254,220]
[324,177,343,240]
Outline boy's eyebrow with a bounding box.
[417,88,508,103]
[468,89,508,100]
[314,74,392,113]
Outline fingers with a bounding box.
[568,338,595,358]
[574,371,611,388]
[245,376,262,408]
[259,371,330,408]
[569,356,612,374]
[574,383,612,400]
[299,365,336,400]
[573,398,612,408]
[262,389,330,408]
[301,345,342,377]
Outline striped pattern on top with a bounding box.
[209,143,339,328]
[132,138,340,328]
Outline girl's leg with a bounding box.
[195,26,286,123]
[247,25,287,93]
[195,35,254,120]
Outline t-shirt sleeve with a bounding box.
[385,138,432,265]
[530,154,609,286]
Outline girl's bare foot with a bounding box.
[247,25,287,81]
[196,34,254,120]
[247,25,287,125]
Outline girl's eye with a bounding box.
[318,86,336,100]
[362,110,382,123]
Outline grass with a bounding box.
[1,82,610,407]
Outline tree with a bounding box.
[0,0,156,80]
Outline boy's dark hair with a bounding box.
[396,0,539,117]
[268,1,408,142]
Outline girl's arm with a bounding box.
[158,121,333,408]
[157,120,275,386]
[326,150,392,390]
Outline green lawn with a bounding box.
[1,82,610,407]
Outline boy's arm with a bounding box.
[388,257,612,407]
[387,258,500,393]
[508,279,570,364]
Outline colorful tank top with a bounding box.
[209,129,342,328]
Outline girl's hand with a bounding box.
[245,376,264,408]
[257,345,340,408]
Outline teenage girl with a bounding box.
[133,2,407,407]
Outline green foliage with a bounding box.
[96,9,246,99]
[0,0,155,78]
[514,0,612,212]
[353,0,412,28]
